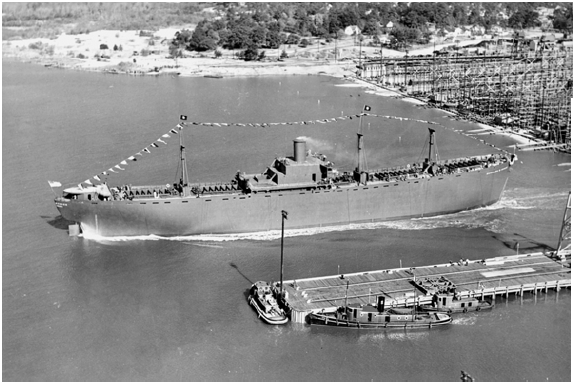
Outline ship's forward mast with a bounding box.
[354,106,370,185]
[420,128,442,174]
[354,133,368,185]
[176,115,191,196]
[427,128,440,164]
[179,125,189,186]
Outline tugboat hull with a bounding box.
[309,311,452,329]
[248,296,289,325]
[248,281,288,325]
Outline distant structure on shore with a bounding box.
[359,42,572,145]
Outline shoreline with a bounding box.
[2,27,360,79]
[2,29,562,149]
[2,55,545,149]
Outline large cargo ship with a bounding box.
[54,121,515,237]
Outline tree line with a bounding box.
[167,3,571,59]
[3,2,571,52]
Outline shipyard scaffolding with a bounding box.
[360,49,572,144]
[556,192,571,258]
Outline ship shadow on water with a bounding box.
[492,233,554,254]
[229,262,255,296]
[308,320,447,342]
[41,215,69,231]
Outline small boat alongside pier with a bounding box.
[309,301,452,329]
[248,281,288,325]
[418,292,494,314]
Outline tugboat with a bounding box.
[309,297,452,329]
[248,281,288,325]
[418,293,494,314]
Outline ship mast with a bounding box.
[356,133,364,173]
[355,106,368,184]
[279,210,288,298]
[179,119,189,187]
[356,106,369,177]
[428,128,435,163]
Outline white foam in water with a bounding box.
[334,84,365,87]
[363,331,430,343]
[472,198,534,211]
[364,88,397,97]
[80,217,498,243]
[451,316,478,326]
[503,189,569,203]
[555,163,571,172]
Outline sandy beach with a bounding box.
[2,28,373,78]
[2,27,551,148]
[4,27,477,78]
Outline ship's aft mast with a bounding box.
[354,133,368,185]
[180,120,189,187]
[428,128,435,163]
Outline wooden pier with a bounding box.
[281,252,571,324]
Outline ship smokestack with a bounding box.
[293,138,306,163]
[377,296,385,312]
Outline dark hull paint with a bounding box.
[56,163,510,237]
[419,302,494,313]
[309,313,452,329]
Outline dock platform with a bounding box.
[282,252,571,323]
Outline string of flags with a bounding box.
[48,180,61,188]
[68,112,509,188]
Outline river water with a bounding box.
[2,60,570,381]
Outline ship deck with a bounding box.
[281,252,571,323]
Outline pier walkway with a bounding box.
[282,252,571,323]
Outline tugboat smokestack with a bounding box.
[293,138,306,163]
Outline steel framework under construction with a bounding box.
[557,192,571,257]
[359,50,573,144]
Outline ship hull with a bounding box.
[56,163,510,237]
[308,312,452,329]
